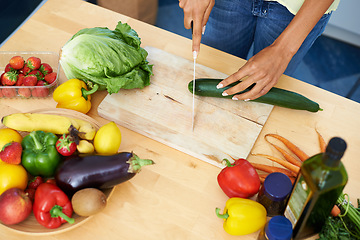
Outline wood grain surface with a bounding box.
[98,47,273,168]
[0,0,359,239]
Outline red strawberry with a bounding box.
[32,80,49,97]
[23,74,38,86]
[0,73,4,85]
[0,141,22,164]
[39,63,53,75]
[1,71,18,86]
[28,70,44,81]
[27,176,44,189]
[44,72,57,84]
[1,88,16,98]
[21,65,31,75]
[9,56,25,70]
[26,56,41,70]
[5,63,15,73]
[24,188,36,202]
[18,86,32,98]
[15,73,25,86]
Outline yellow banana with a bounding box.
[1,113,96,140]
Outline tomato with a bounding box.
[0,163,28,195]
[93,121,121,154]
[0,128,22,150]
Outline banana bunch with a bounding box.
[1,113,96,140]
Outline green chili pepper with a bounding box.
[21,131,61,177]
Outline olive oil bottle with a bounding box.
[284,137,348,239]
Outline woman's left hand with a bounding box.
[217,43,293,101]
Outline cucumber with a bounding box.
[188,78,322,112]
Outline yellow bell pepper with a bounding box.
[216,197,267,236]
[53,79,98,114]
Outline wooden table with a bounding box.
[1,0,359,239]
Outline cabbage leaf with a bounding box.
[60,21,153,94]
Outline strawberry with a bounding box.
[26,56,41,70]
[24,188,36,202]
[15,73,25,86]
[1,71,18,86]
[32,80,49,97]
[21,65,31,75]
[18,86,32,98]
[1,88,16,98]
[39,63,53,75]
[5,63,15,73]
[23,74,38,86]
[27,176,44,189]
[44,72,57,84]
[28,70,44,81]
[9,56,25,70]
[0,73,3,85]
[0,141,22,164]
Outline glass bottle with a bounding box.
[284,137,348,239]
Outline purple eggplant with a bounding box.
[55,152,154,196]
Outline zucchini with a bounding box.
[188,78,322,112]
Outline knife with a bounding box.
[192,50,197,131]
[191,21,197,131]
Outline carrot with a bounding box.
[265,139,302,167]
[258,173,269,184]
[289,177,296,185]
[265,133,309,161]
[331,205,341,217]
[250,162,297,177]
[252,153,300,174]
[316,129,326,152]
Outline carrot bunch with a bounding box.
[250,130,326,184]
[250,130,343,217]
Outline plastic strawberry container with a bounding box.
[0,51,60,98]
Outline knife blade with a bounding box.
[192,50,197,131]
[191,21,197,131]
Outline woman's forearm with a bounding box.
[273,0,335,58]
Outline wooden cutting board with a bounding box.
[98,47,273,168]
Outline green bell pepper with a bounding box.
[21,131,61,177]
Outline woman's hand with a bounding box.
[179,0,215,54]
[217,43,294,101]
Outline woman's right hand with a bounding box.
[179,0,215,54]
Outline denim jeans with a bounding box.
[201,0,332,76]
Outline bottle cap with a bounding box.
[325,137,347,166]
[264,172,293,202]
[266,216,293,240]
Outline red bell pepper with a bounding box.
[33,182,75,229]
[217,158,260,198]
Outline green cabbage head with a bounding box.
[60,21,152,94]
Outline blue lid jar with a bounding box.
[256,172,293,216]
[266,216,293,240]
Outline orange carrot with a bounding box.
[316,129,326,153]
[265,133,309,161]
[258,174,267,184]
[330,205,341,217]
[252,153,300,174]
[250,162,297,177]
[265,140,302,167]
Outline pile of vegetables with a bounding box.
[215,130,360,239]
[0,113,154,229]
[60,21,153,95]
